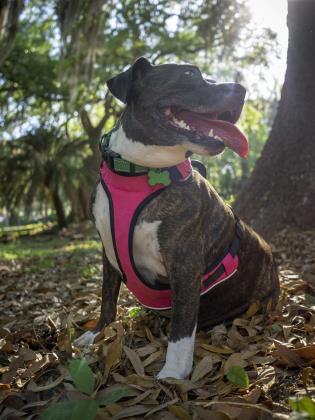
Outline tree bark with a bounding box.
[78,185,90,219]
[80,97,120,173]
[234,0,315,238]
[80,108,108,171]
[51,188,67,229]
[0,0,23,67]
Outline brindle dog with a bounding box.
[74,58,279,380]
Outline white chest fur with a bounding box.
[92,183,166,282]
[133,220,166,282]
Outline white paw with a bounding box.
[157,364,191,380]
[73,331,98,347]
[157,326,196,380]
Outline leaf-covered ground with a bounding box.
[1,223,315,419]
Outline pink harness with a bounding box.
[100,160,240,310]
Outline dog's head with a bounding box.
[107,57,248,159]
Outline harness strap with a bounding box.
[202,219,242,289]
[99,129,243,309]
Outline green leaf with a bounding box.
[271,323,282,332]
[97,387,134,406]
[41,400,98,420]
[226,365,249,388]
[289,396,315,419]
[69,358,95,395]
[305,293,315,305]
[128,307,145,319]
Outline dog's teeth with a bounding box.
[208,129,214,137]
[214,135,223,141]
[179,120,190,130]
[172,117,191,131]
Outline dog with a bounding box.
[74,57,280,380]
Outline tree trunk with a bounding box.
[80,108,107,172]
[80,97,120,173]
[78,185,90,219]
[0,0,23,67]
[234,0,315,239]
[51,188,67,229]
[8,207,19,225]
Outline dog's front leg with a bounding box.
[157,265,201,380]
[74,248,121,347]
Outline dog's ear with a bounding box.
[107,57,152,104]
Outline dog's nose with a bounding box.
[222,83,246,93]
[233,83,246,96]
[218,83,246,99]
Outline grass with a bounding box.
[0,222,54,240]
[0,236,100,261]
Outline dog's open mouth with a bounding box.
[163,107,248,158]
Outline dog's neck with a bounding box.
[109,125,189,168]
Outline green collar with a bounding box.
[100,129,148,174]
[99,130,191,187]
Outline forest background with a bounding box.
[0,0,289,235]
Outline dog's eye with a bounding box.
[184,69,198,77]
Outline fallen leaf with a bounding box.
[293,345,315,361]
[69,358,95,395]
[42,399,98,420]
[106,403,123,416]
[97,387,134,406]
[224,353,247,374]
[125,374,155,388]
[302,367,315,387]
[272,342,304,367]
[105,336,122,375]
[191,355,213,382]
[226,366,249,388]
[142,349,163,368]
[21,353,57,379]
[245,388,262,404]
[0,338,14,353]
[193,407,231,420]
[163,378,198,393]
[168,404,192,419]
[123,346,145,376]
[125,389,152,406]
[113,404,152,419]
[136,344,158,358]
[200,344,234,354]
[27,373,65,392]
[83,319,98,330]
[18,347,37,361]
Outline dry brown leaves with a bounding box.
[0,227,315,419]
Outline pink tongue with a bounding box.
[177,111,249,158]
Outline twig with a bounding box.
[203,400,285,418]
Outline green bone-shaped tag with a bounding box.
[148,169,171,186]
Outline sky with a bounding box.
[246,0,288,97]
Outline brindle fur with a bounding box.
[91,169,279,340]
[90,58,279,353]
[135,170,279,334]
